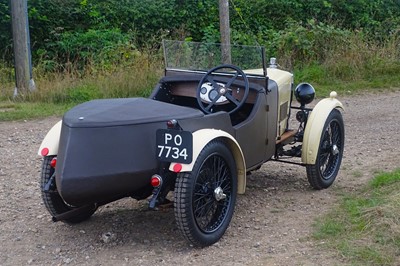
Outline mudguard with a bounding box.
[38,120,62,156]
[169,129,247,194]
[302,92,344,164]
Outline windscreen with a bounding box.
[163,40,265,76]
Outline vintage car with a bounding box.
[38,40,344,247]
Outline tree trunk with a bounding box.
[219,0,231,64]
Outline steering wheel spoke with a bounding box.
[225,93,240,106]
[226,72,239,88]
[206,76,221,90]
[197,64,249,114]
[205,95,221,111]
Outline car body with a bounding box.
[38,40,345,247]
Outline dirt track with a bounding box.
[0,90,399,265]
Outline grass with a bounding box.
[294,62,400,98]
[2,62,399,121]
[0,31,399,120]
[292,31,400,97]
[0,53,163,121]
[313,169,400,265]
[0,101,74,121]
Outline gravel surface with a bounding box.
[0,91,399,266]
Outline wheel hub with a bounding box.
[214,187,226,201]
[332,144,339,155]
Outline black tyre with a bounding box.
[174,140,237,247]
[40,156,96,223]
[306,109,344,189]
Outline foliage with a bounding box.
[1,0,400,62]
[0,50,162,106]
[292,30,400,96]
[40,28,138,73]
[269,20,352,67]
[0,1,11,60]
[314,169,400,265]
[0,0,399,102]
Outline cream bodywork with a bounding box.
[302,92,344,164]
[37,120,62,156]
[244,68,293,137]
[169,129,247,194]
[268,68,293,136]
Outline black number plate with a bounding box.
[156,129,193,164]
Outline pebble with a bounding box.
[1,94,400,265]
[101,232,116,243]
[63,258,72,264]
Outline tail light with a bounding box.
[151,175,162,187]
[50,157,57,168]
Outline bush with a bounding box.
[39,28,138,74]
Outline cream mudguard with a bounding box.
[37,120,62,156]
[169,129,247,194]
[302,92,344,164]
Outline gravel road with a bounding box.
[0,90,399,266]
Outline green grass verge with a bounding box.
[0,101,74,121]
[1,78,399,121]
[313,169,400,265]
[294,62,400,97]
[1,57,399,121]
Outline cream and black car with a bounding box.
[38,40,345,247]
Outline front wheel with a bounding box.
[174,140,237,247]
[40,156,96,223]
[306,109,345,189]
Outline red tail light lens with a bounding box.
[167,119,177,129]
[50,158,57,168]
[151,175,162,187]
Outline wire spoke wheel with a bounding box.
[174,140,237,247]
[193,155,232,233]
[306,109,344,189]
[319,121,342,179]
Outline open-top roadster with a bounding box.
[38,40,344,247]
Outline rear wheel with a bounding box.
[174,140,237,247]
[306,109,344,189]
[40,156,96,223]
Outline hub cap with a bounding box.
[332,144,339,156]
[214,187,226,201]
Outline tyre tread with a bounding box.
[306,109,344,190]
[174,140,237,247]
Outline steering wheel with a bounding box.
[196,64,250,114]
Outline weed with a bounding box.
[314,169,400,265]
[351,171,363,178]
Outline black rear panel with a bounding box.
[56,122,165,206]
[56,98,204,206]
[63,97,204,128]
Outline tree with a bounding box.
[11,0,35,97]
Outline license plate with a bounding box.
[156,129,193,164]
